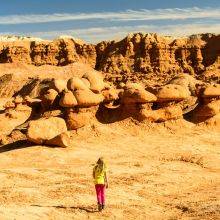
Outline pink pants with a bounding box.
[95,184,105,204]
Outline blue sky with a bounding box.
[0,0,219,43]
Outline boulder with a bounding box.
[121,83,157,104]
[51,79,67,93]
[66,110,91,130]
[67,77,89,91]
[0,105,32,135]
[74,89,104,107]
[1,130,27,145]
[156,84,190,102]
[45,132,71,148]
[59,90,78,107]
[27,117,67,144]
[140,105,183,122]
[83,71,105,93]
[202,84,220,98]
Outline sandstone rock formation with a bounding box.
[51,79,67,93]
[59,90,78,107]
[96,33,220,85]
[102,87,119,102]
[27,117,67,144]
[41,89,59,110]
[120,82,157,104]
[45,132,71,148]
[83,71,105,93]
[74,89,104,107]
[0,34,219,87]
[0,37,96,67]
[67,77,89,91]
[156,84,190,102]
[0,104,32,135]
[202,84,220,98]
[0,33,220,146]
[140,105,183,122]
[65,108,92,130]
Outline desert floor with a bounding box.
[0,119,219,220]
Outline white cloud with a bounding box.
[0,7,219,24]
[1,23,219,43]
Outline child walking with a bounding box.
[93,157,108,211]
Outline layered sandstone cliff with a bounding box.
[0,33,219,85]
[96,33,220,84]
[0,37,96,68]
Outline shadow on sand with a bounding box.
[0,140,61,153]
[31,204,99,213]
[0,140,34,153]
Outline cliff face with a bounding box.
[0,33,219,84]
[96,33,220,84]
[0,38,96,68]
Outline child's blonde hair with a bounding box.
[95,157,106,172]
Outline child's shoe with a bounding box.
[98,203,102,211]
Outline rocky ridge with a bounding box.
[0,33,219,85]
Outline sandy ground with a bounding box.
[0,63,98,80]
[0,119,219,220]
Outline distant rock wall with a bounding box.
[96,33,220,84]
[0,38,96,68]
[0,33,219,84]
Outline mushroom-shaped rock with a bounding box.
[102,88,119,102]
[59,90,78,107]
[27,117,67,145]
[51,79,67,93]
[41,89,58,104]
[67,77,89,91]
[202,84,220,98]
[197,100,220,117]
[74,89,104,107]
[140,105,183,122]
[121,83,157,104]
[66,110,91,130]
[181,96,198,114]
[82,71,105,93]
[169,74,198,94]
[41,89,59,110]
[157,84,190,102]
[45,132,71,148]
